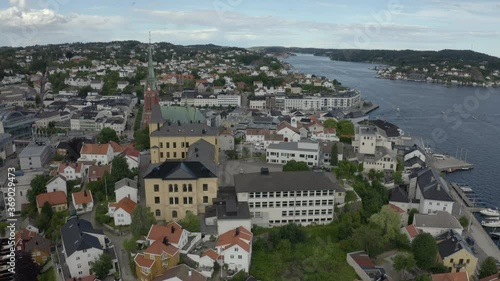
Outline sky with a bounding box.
[1,0,499,57]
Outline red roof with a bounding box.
[88,165,111,179]
[36,191,67,207]
[109,197,136,214]
[216,227,253,253]
[277,121,300,133]
[80,143,110,155]
[201,249,220,261]
[144,240,179,257]
[134,253,155,268]
[480,274,500,281]
[350,252,375,268]
[124,147,140,158]
[72,190,93,205]
[58,162,82,173]
[404,224,419,238]
[388,204,405,214]
[147,222,185,245]
[110,141,135,154]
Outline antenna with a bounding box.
[149,31,151,45]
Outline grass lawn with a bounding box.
[38,267,56,281]
[250,223,358,281]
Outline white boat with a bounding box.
[481,219,500,228]
[480,208,500,217]
[460,186,473,193]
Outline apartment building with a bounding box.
[266,141,320,167]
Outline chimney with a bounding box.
[188,269,192,276]
[260,168,269,175]
[84,190,87,197]
[202,129,206,134]
[171,226,175,233]
[162,236,169,245]
[235,227,240,236]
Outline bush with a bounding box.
[459,216,469,228]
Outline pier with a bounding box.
[362,103,379,114]
[449,182,483,209]
[431,155,473,172]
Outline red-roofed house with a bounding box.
[432,272,469,281]
[80,143,114,165]
[87,165,111,182]
[119,147,140,170]
[146,222,189,250]
[72,190,94,213]
[57,162,84,180]
[347,251,387,281]
[480,274,500,281]
[14,228,37,251]
[134,240,180,281]
[216,227,253,272]
[36,191,67,213]
[107,197,136,225]
[277,121,301,142]
[401,224,421,242]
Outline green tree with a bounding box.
[90,253,113,279]
[14,251,41,281]
[27,175,50,204]
[459,216,469,228]
[479,257,499,278]
[369,205,401,241]
[96,201,113,225]
[134,127,150,151]
[408,209,419,225]
[282,160,310,172]
[123,238,138,252]
[78,85,92,98]
[131,205,156,237]
[330,143,338,166]
[337,120,354,136]
[276,239,292,261]
[412,233,438,270]
[415,274,432,281]
[110,156,133,183]
[323,118,337,129]
[393,171,404,185]
[269,223,306,247]
[393,253,416,280]
[225,150,238,159]
[350,225,385,257]
[178,211,201,232]
[97,127,120,144]
[242,146,249,158]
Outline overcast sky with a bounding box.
[1,0,499,57]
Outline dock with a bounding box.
[362,103,379,114]
[450,182,482,208]
[432,155,473,172]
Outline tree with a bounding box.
[97,127,120,144]
[393,171,404,185]
[330,143,338,166]
[415,275,432,281]
[14,251,41,281]
[459,216,469,228]
[393,253,416,280]
[27,175,50,204]
[269,223,306,247]
[242,146,249,158]
[369,205,401,241]
[225,150,238,159]
[337,120,354,136]
[134,127,150,151]
[479,257,499,278]
[90,253,113,279]
[178,211,201,232]
[276,239,292,261]
[412,233,438,270]
[323,118,337,129]
[408,209,419,225]
[131,205,156,237]
[78,85,92,98]
[110,156,132,183]
[282,160,310,172]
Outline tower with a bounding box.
[143,32,160,126]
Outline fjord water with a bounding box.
[285,54,500,207]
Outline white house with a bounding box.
[266,141,320,167]
[90,80,104,90]
[146,222,190,250]
[45,174,68,196]
[276,122,301,142]
[412,169,454,215]
[114,178,138,203]
[61,218,115,278]
[413,211,463,237]
[216,227,253,273]
[245,129,269,145]
[72,190,94,213]
[311,127,339,142]
[187,249,221,278]
[79,143,114,165]
[107,197,136,226]
[120,148,140,170]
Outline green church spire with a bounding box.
[145,32,157,91]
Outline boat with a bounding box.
[460,186,473,193]
[480,208,500,217]
[490,232,500,239]
[482,220,500,228]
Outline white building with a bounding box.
[284,91,361,112]
[72,190,94,213]
[217,94,241,107]
[413,211,463,237]
[245,128,268,145]
[107,197,136,225]
[146,222,190,250]
[61,218,115,278]
[276,123,301,142]
[216,227,253,273]
[249,99,266,110]
[114,178,138,203]
[57,162,84,180]
[266,141,320,167]
[410,168,455,215]
[45,175,68,196]
[79,143,114,165]
[234,170,345,227]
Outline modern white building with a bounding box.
[216,227,253,273]
[217,94,241,107]
[19,140,52,170]
[234,169,345,227]
[266,141,320,167]
[284,91,361,112]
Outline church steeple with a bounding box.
[145,31,157,91]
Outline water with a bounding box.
[285,54,500,207]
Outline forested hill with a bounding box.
[253,47,500,69]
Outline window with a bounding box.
[203,184,208,191]
[169,197,174,204]
[234,248,238,252]
[174,152,177,158]
[230,255,234,259]
[282,211,287,216]
[166,142,170,148]
[183,184,187,192]
[183,197,188,204]
[154,184,159,192]
[167,152,170,158]
[181,142,185,148]
[181,152,185,158]
[189,197,193,204]
[238,255,242,259]
[173,142,177,148]
[155,197,160,204]
[175,197,179,204]
[188,184,193,192]
[172,211,178,218]
[76,257,80,260]
[174,184,178,192]
[160,152,164,158]
[203,196,208,203]
[169,184,173,192]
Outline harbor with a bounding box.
[431,154,474,173]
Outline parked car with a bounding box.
[465,237,475,246]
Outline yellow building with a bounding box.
[437,230,478,278]
[144,160,218,222]
[149,121,219,164]
[134,240,180,281]
[35,191,68,214]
